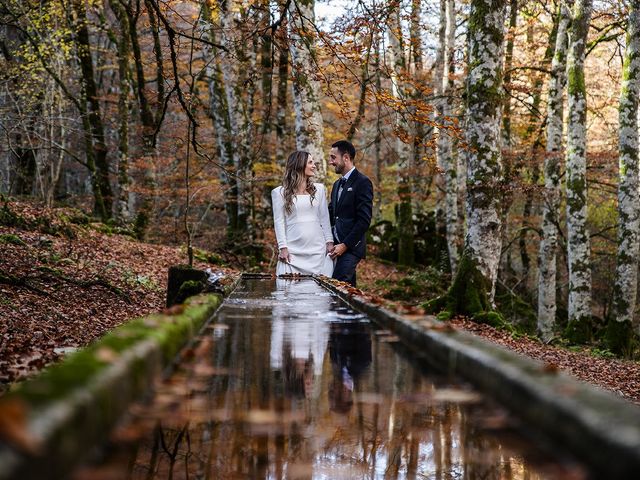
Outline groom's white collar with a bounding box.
[341,166,356,181]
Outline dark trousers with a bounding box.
[333,252,361,287]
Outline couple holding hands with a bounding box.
[271,140,373,287]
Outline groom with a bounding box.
[328,140,373,287]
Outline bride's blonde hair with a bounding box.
[282,151,317,215]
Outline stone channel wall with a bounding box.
[0,278,237,480]
[319,277,640,478]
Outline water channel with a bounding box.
[73,278,590,479]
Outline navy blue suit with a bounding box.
[329,169,373,286]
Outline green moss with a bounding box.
[190,247,225,265]
[6,294,221,408]
[0,200,26,228]
[176,280,204,304]
[423,295,447,314]
[445,252,492,316]
[133,210,150,240]
[422,251,506,326]
[0,233,27,246]
[604,318,635,357]
[495,289,537,335]
[384,268,448,302]
[475,311,510,330]
[564,316,592,343]
[167,266,209,307]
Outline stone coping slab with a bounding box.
[0,275,239,480]
[317,276,640,478]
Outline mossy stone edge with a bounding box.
[0,287,236,480]
[317,277,640,478]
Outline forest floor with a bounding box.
[1,199,639,404]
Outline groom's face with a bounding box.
[329,147,347,175]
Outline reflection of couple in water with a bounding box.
[328,321,372,414]
[270,285,371,413]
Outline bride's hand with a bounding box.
[326,242,334,255]
[278,247,291,263]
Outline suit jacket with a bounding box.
[329,168,374,259]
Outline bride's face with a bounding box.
[304,156,316,178]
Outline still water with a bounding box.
[74,278,588,479]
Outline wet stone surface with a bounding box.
[73,278,589,479]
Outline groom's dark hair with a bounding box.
[332,140,356,161]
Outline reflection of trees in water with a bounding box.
[100,282,564,480]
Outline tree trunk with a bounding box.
[123,0,158,237]
[72,0,113,220]
[410,0,426,215]
[388,0,414,266]
[502,0,518,147]
[110,0,133,221]
[607,0,640,354]
[203,3,239,239]
[372,31,383,222]
[256,0,275,227]
[564,0,593,343]
[219,0,254,239]
[275,26,290,167]
[537,0,572,342]
[288,0,326,177]
[436,0,460,273]
[518,6,560,293]
[451,0,507,312]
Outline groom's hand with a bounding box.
[278,247,290,263]
[329,243,347,259]
[326,242,334,254]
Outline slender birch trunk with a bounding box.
[110,0,133,221]
[208,0,255,239]
[72,0,113,220]
[434,0,447,228]
[565,0,593,342]
[373,32,383,222]
[537,1,572,341]
[288,0,326,177]
[410,0,425,214]
[203,3,239,238]
[257,1,275,224]
[445,0,462,260]
[122,1,158,236]
[388,0,414,266]
[502,0,518,147]
[607,0,640,354]
[275,32,289,167]
[436,0,460,273]
[518,9,559,292]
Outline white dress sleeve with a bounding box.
[271,187,287,249]
[316,184,333,243]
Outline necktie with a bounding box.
[337,177,346,201]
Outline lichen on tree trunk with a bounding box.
[288,0,326,177]
[537,0,572,342]
[607,0,640,355]
[388,0,414,266]
[564,0,593,343]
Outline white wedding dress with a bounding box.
[272,183,334,276]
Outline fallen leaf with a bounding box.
[95,347,119,363]
[0,397,42,454]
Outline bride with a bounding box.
[271,151,334,276]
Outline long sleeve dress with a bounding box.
[271,183,334,276]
